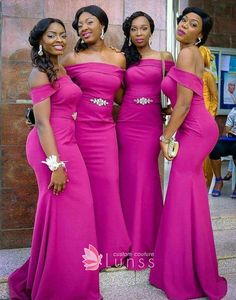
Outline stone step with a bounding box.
[101,273,236,300]
[164,161,236,232]
[1,230,236,281]
[209,196,236,230]
[1,177,235,299]
[1,271,235,299]
[212,215,236,231]
[1,228,236,300]
[214,229,236,275]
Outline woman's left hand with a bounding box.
[162,105,173,116]
[160,141,174,161]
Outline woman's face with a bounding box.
[78,12,103,44]
[40,22,66,56]
[176,12,203,45]
[130,16,152,48]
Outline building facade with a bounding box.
[0,0,235,248]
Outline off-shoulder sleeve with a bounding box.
[167,66,203,96]
[64,65,77,79]
[165,60,175,72]
[29,84,56,105]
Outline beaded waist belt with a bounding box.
[133,97,153,105]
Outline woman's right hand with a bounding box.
[25,119,35,129]
[160,141,174,161]
[48,167,68,195]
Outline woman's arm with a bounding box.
[112,52,126,121]
[163,51,174,62]
[207,72,218,117]
[161,48,196,160]
[115,87,124,105]
[223,126,231,135]
[112,87,124,122]
[30,70,67,194]
[61,51,77,67]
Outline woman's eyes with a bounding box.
[47,33,67,39]
[78,20,94,28]
[190,22,198,28]
[130,27,148,32]
[181,18,198,28]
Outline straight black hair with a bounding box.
[72,5,109,52]
[177,7,213,46]
[121,11,155,68]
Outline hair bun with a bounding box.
[122,17,131,36]
[28,26,39,47]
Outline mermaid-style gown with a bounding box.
[8,76,101,300]
[65,63,130,268]
[116,59,174,270]
[149,67,227,299]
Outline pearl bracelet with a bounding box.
[42,155,66,171]
[160,135,172,144]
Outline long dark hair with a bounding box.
[72,5,109,53]
[121,11,155,68]
[28,18,66,83]
[177,7,213,47]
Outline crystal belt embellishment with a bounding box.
[134,97,153,105]
[90,98,109,106]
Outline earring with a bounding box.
[195,37,201,46]
[100,27,105,40]
[128,37,132,46]
[149,36,152,46]
[80,38,85,44]
[38,44,43,56]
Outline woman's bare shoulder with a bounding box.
[61,51,79,67]
[28,68,50,89]
[176,47,195,71]
[108,47,126,69]
[162,51,174,61]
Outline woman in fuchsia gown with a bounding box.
[116,11,174,270]
[63,5,130,269]
[8,19,101,300]
[149,7,227,299]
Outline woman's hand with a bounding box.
[161,105,173,122]
[48,167,68,195]
[160,141,174,161]
[163,105,173,115]
[25,119,35,129]
[110,46,121,53]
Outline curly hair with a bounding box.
[28,18,66,83]
[177,7,213,47]
[72,5,109,53]
[121,11,155,68]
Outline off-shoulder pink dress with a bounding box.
[8,76,101,300]
[65,63,130,268]
[149,67,227,299]
[116,59,174,270]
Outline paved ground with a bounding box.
[0,160,235,299]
